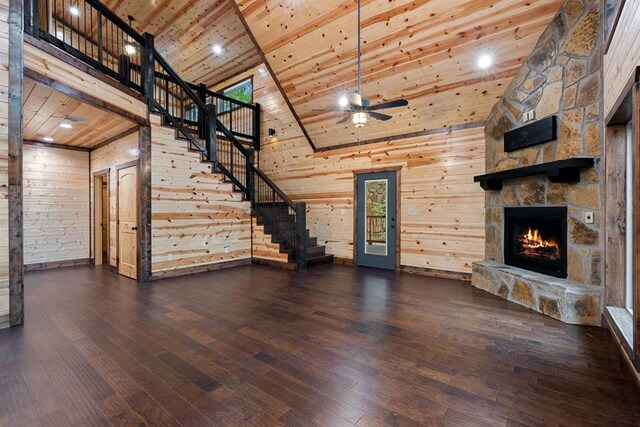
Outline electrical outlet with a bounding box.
[408,207,419,216]
[340,209,345,215]
[167,254,173,261]
[445,254,452,262]
[224,247,230,254]
[585,212,594,224]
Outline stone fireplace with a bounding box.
[504,207,567,278]
[472,0,604,326]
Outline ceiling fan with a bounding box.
[313,0,408,128]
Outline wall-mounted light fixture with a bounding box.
[268,128,276,138]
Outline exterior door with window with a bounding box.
[356,172,397,270]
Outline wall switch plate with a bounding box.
[408,208,419,216]
[528,110,535,121]
[340,209,345,215]
[585,212,594,224]
[224,247,230,254]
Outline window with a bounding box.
[217,77,252,113]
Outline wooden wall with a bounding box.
[604,1,640,118]
[24,42,148,121]
[0,0,9,326]
[90,131,139,266]
[215,65,486,274]
[150,115,252,276]
[23,144,90,266]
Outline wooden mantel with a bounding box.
[474,157,595,191]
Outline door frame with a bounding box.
[353,166,401,270]
[92,168,110,266]
[116,160,139,279]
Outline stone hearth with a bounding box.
[473,0,604,325]
[473,261,602,325]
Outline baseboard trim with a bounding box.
[400,265,471,281]
[151,258,252,280]
[252,258,297,271]
[25,258,92,271]
[603,311,640,404]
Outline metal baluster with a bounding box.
[83,1,87,55]
[97,10,103,65]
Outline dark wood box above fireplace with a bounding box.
[504,115,557,152]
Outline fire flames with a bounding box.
[517,227,560,260]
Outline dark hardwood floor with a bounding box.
[1,264,639,426]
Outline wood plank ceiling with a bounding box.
[23,79,136,148]
[234,0,565,149]
[101,0,262,87]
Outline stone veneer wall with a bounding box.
[473,0,604,323]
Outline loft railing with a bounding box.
[26,0,145,92]
[24,0,307,271]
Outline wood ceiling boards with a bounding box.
[234,0,565,149]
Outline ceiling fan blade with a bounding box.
[336,115,352,124]
[368,112,392,121]
[368,98,409,111]
[312,108,352,112]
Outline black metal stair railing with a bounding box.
[24,0,308,271]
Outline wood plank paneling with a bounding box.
[150,115,252,275]
[23,144,90,266]
[24,41,148,120]
[101,0,261,87]
[90,131,140,267]
[235,0,564,149]
[605,126,627,307]
[216,65,485,274]
[23,79,135,148]
[0,0,9,322]
[604,1,640,117]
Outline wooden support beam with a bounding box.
[8,0,25,327]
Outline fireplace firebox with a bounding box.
[504,207,567,278]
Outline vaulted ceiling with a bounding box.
[102,0,261,87]
[234,0,565,149]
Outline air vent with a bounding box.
[63,115,86,123]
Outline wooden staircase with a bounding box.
[159,113,333,270]
[24,0,333,271]
[253,204,334,268]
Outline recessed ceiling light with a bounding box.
[69,6,79,16]
[43,137,54,142]
[478,54,493,69]
[60,123,73,129]
[212,44,223,55]
[258,67,266,74]
[338,95,349,108]
[126,148,140,157]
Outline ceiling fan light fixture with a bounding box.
[338,95,349,108]
[352,111,368,128]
